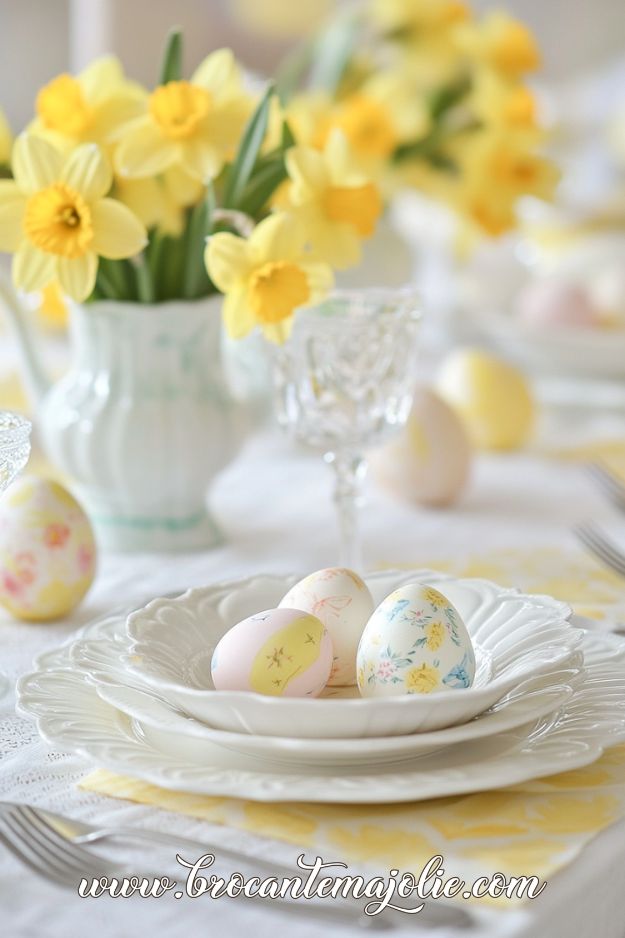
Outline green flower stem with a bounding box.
[134,255,155,303]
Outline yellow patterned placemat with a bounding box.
[80,548,625,904]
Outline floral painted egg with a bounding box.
[279,568,374,685]
[357,583,475,698]
[211,608,333,698]
[0,476,96,621]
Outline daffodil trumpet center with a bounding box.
[149,81,212,140]
[331,96,397,160]
[24,183,93,258]
[503,87,536,126]
[323,182,382,237]
[36,74,94,136]
[490,24,540,74]
[249,261,310,323]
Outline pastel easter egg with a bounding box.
[279,568,374,686]
[589,265,625,326]
[357,583,475,698]
[436,349,534,451]
[0,476,96,621]
[516,279,598,329]
[369,387,471,507]
[211,608,333,698]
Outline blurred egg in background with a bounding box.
[437,349,535,451]
[370,387,471,507]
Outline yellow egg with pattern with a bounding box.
[211,608,333,697]
[0,476,96,621]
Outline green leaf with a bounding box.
[428,76,471,121]
[275,39,315,103]
[281,118,296,149]
[183,185,215,299]
[238,158,288,218]
[308,11,359,96]
[94,263,119,301]
[159,29,183,85]
[96,257,137,301]
[222,83,274,210]
[427,153,458,173]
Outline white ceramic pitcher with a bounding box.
[0,285,249,551]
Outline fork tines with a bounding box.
[573,522,625,579]
[0,802,115,888]
[586,461,625,513]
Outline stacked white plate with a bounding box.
[17,570,625,803]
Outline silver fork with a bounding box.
[0,802,118,888]
[0,803,475,930]
[573,521,625,579]
[586,461,625,513]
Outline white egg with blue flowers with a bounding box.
[357,582,476,698]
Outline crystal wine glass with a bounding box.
[272,289,420,571]
[0,412,32,698]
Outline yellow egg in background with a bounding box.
[0,476,97,621]
[436,348,535,451]
[369,387,471,507]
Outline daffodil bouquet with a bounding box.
[277,0,559,240]
[0,31,385,343]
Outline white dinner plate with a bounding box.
[475,307,625,381]
[69,615,581,767]
[17,628,625,803]
[125,570,581,738]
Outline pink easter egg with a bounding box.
[211,607,333,698]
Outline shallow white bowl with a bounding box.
[125,570,581,738]
[70,614,581,766]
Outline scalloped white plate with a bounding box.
[125,570,581,738]
[16,630,625,803]
[69,615,581,767]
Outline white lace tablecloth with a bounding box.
[2,425,625,938]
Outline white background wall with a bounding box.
[0,0,623,132]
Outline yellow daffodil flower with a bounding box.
[205,212,333,343]
[114,166,204,237]
[367,0,470,83]
[30,56,144,150]
[114,49,253,183]
[283,130,383,268]
[288,72,429,182]
[452,131,560,237]
[458,12,541,78]
[369,0,469,39]
[470,71,538,132]
[0,134,147,302]
[0,107,12,167]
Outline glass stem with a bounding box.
[325,449,367,572]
